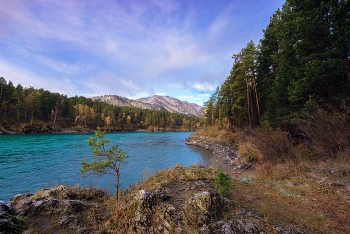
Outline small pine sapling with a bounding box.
[81,127,128,199]
[214,170,232,196]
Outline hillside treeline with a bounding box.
[0,77,203,132]
[205,0,349,128]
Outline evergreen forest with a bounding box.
[204,0,349,129]
[0,77,203,133]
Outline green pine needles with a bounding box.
[81,127,128,199]
[214,170,232,196]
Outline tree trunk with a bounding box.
[211,108,215,126]
[31,110,34,125]
[116,168,120,200]
[245,76,252,129]
[252,71,261,123]
[54,111,57,126]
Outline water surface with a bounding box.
[0,132,213,200]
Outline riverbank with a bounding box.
[184,126,350,233]
[0,123,196,135]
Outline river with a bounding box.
[0,131,214,201]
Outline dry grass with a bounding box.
[129,164,216,193]
[230,161,350,233]
[191,110,350,233]
[236,142,262,163]
[190,125,235,145]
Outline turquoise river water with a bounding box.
[0,132,214,201]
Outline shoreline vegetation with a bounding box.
[0,128,196,135]
[0,123,199,135]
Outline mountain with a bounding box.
[137,95,203,117]
[91,95,165,111]
[91,95,203,117]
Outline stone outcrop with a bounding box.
[1,186,108,233]
[1,165,310,233]
[110,165,309,234]
[0,201,26,233]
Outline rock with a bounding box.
[0,200,26,233]
[133,190,157,233]
[237,163,252,170]
[185,138,238,166]
[183,191,215,227]
[240,177,253,184]
[199,219,271,234]
[159,194,171,201]
[6,186,108,233]
[275,225,311,234]
[137,190,156,211]
[0,201,13,216]
[192,191,212,213]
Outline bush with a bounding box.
[293,109,350,161]
[214,171,232,195]
[237,142,261,163]
[254,128,296,163]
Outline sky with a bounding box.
[0,0,285,106]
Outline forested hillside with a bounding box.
[204,0,349,128]
[0,78,203,133]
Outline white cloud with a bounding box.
[0,0,285,106]
[0,59,76,95]
[198,93,210,97]
[155,92,167,96]
[84,72,153,98]
[193,83,216,92]
[178,95,193,99]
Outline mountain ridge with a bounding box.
[91,95,203,117]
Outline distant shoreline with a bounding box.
[0,127,196,135]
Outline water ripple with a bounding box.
[0,132,213,201]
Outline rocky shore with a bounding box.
[1,165,310,234]
[184,135,252,173]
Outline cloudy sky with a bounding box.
[0,0,285,105]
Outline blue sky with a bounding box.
[0,0,285,105]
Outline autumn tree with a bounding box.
[81,127,128,199]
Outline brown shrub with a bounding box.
[254,128,296,163]
[236,142,262,163]
[293,109,350,161]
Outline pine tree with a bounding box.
[214,170,232,196]
[81,127,128,199]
